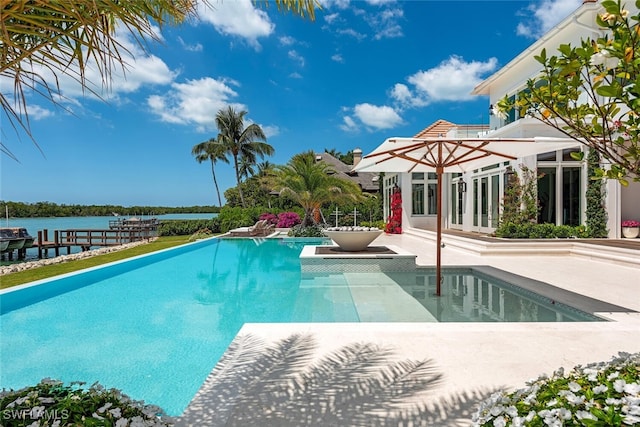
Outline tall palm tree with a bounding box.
[1,0,317,158]
[277,151,364,226]
[192,136,229,208]
[215,106,274,208]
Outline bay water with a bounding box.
[1,213,216,262]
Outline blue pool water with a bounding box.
[0,238,601,415]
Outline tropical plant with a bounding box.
[215,106,274,208]
[1,0,318,159]
[192,136,229,208]
[499,165,541,228]
[473,352,640,426]
[0,379,174,426]
[276,151,365,227]
[496,0,640,184]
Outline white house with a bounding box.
[380,0,639,238]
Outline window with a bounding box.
[411,173,438,215]
[412,183,425,215]
[537,149,583,226]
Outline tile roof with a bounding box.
[413,119,456,138]
[314,152,379,192]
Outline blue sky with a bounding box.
[1,0,584,207]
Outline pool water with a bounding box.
[0,238,601,415]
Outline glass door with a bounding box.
[450,180,464,229]
[473,172,502,233]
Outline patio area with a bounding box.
[178,230,640,426]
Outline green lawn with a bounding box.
[0,236,193,290]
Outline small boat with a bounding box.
[15,227,35,248]
[0,227,34,252]
[0,228,25,251]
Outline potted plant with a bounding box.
[621,219,640,238]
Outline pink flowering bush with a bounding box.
[277,212,301,228]
[259,213,278,225]
[621,220,640,227]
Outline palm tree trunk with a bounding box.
[210,160,223,208]
[233,154,246,208]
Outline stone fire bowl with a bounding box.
[323,228,383,252]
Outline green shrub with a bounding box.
[495,223,585,239]
[361,220,385,229]
[474,352,640,426]
[287,224,325,237]
[158,219,220,236]
[0,379,174,426]
[217,206,265,233]
[528,223,557,238]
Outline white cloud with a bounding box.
[391,56,498,107]
[340,115,358,132]
[366,0,396,5]
[336,28,367,40]
[352,103,403,130]
[26,104,54,120]
[197,0,274,50]
[324,12,340,24]
[279,35,295,46]
[261,124,280,138]
[288,50,305,67]
[177,36,203,52]
[366,7,404,40]
[147,77,244,132]
[516,0,582,38]
[331,53,344,63]
[289,72,303,79]
[389,83,414,105]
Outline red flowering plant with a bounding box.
[385,186,402,234]
[621,219,640,227]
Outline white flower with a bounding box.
[623,414,640,425]
[493,415,506,427]
[624,383,640,395]
[608,371,620,381]
[568,381,582,392]
[98,402,112,413]
[576,410,597,420]
[593,384,609,394]
[615,379,628,393]
[567,392,586,406]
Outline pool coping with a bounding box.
[419,264,637,317]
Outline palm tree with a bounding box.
[1,0,317,158]
[215,106,274,208]
[192,136,229,208]
[277,151,364,226]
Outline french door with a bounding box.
[473,173,502,233]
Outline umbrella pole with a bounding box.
[436,168,442,296]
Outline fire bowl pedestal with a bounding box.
[323,229,383,252]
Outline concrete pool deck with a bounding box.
[178,230,640,426]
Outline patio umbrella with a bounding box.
[354,136,581,295]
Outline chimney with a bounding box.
[353,147,362,166]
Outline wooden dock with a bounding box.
[1,218,160,260]
[33,227,157,258]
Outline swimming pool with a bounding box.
[0,237,603,415]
